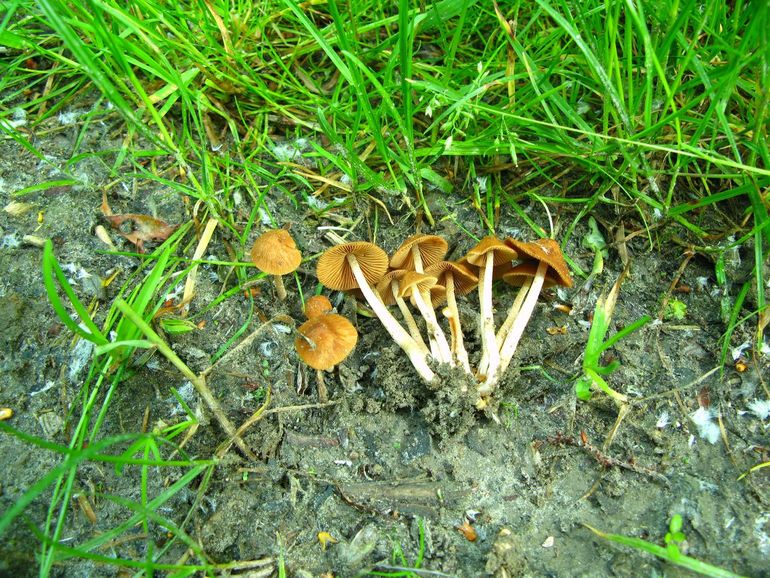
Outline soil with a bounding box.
[0,105,768,577]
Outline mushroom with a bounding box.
[425,260,478,373]
[390,234,452,355]
[389,234,448,273]
[304,294,334,319]
[496,261,562,348]
[250,229,302,301]
[482,238,572,394]
[295,311,358,402]
[397,271,453,365]
[316,242,434,382]
[464,237,518,381]
[376,271,431,356]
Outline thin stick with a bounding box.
[216,387,272,458]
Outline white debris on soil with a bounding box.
[747,399,770,421]
[690,407,720,444]
[1,233,22,249]
[656,411,670,429]
[168,381,197,415]
[271,138,309,162]
[68,338,95,382]
[754,513,770,556]
[58,111,80,125]
[731,340,752,361]
[0,107,27,130]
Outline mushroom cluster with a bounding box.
[315,234,572,406]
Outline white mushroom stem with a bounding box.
[495,277,532,351]
[316,369,328,403]
[410,288,453,365]
[476,253,500,381]
[443,274,471,374]
[410,246,425,272]
[272,274,287,301]
[389,282,431,356]
[408,246,449,362]
[346,254,435,382]
[481,261,547,395]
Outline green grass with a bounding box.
[1,0,768,575]
[586,515,747,578]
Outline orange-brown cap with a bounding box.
[464,236,518,268]
[502,262,561,289]
[295,314,358,370]
[425,261,479,296]
[389,234,448,270]
[397,271,438,299]
[316,242,389,291]
[304,295,333,319]
[251,230,302,275]
[419,284,447,308]
[506,238,572,287]
[375,270,409,306]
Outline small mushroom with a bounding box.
[464,237,518,381]
[483,238,572,394]
[496,261,562,347]
[376,271,431,355]
[425,260,478,374]
[398,271,453,365]
[304,295,334,319]
[316,242,434,382]
[295,312,358,402]
[389,234,448,273]
[250,229,302,301]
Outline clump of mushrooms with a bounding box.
[312,234,572,409]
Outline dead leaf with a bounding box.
[101,191,178,252]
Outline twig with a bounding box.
[371,565,456,578]
[549,432,668,485]
[216,388,271,459]
[264,400,339,415]
[202,314,295,378]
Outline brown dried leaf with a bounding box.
[101,192,178,251]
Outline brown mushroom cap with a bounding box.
[464,236,518,267]
[376,270,409,306]
[389,234,448,270]
[506,238,572,287]
[250,229,302,275]
[502,262,561,289]
[420,284,447,308]
[304,295,333,319]
[425,261,479,295]
[295,314,358,371]
[397,271,438,299]
[316,242,389,291]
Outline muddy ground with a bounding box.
[0,107,768,577]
